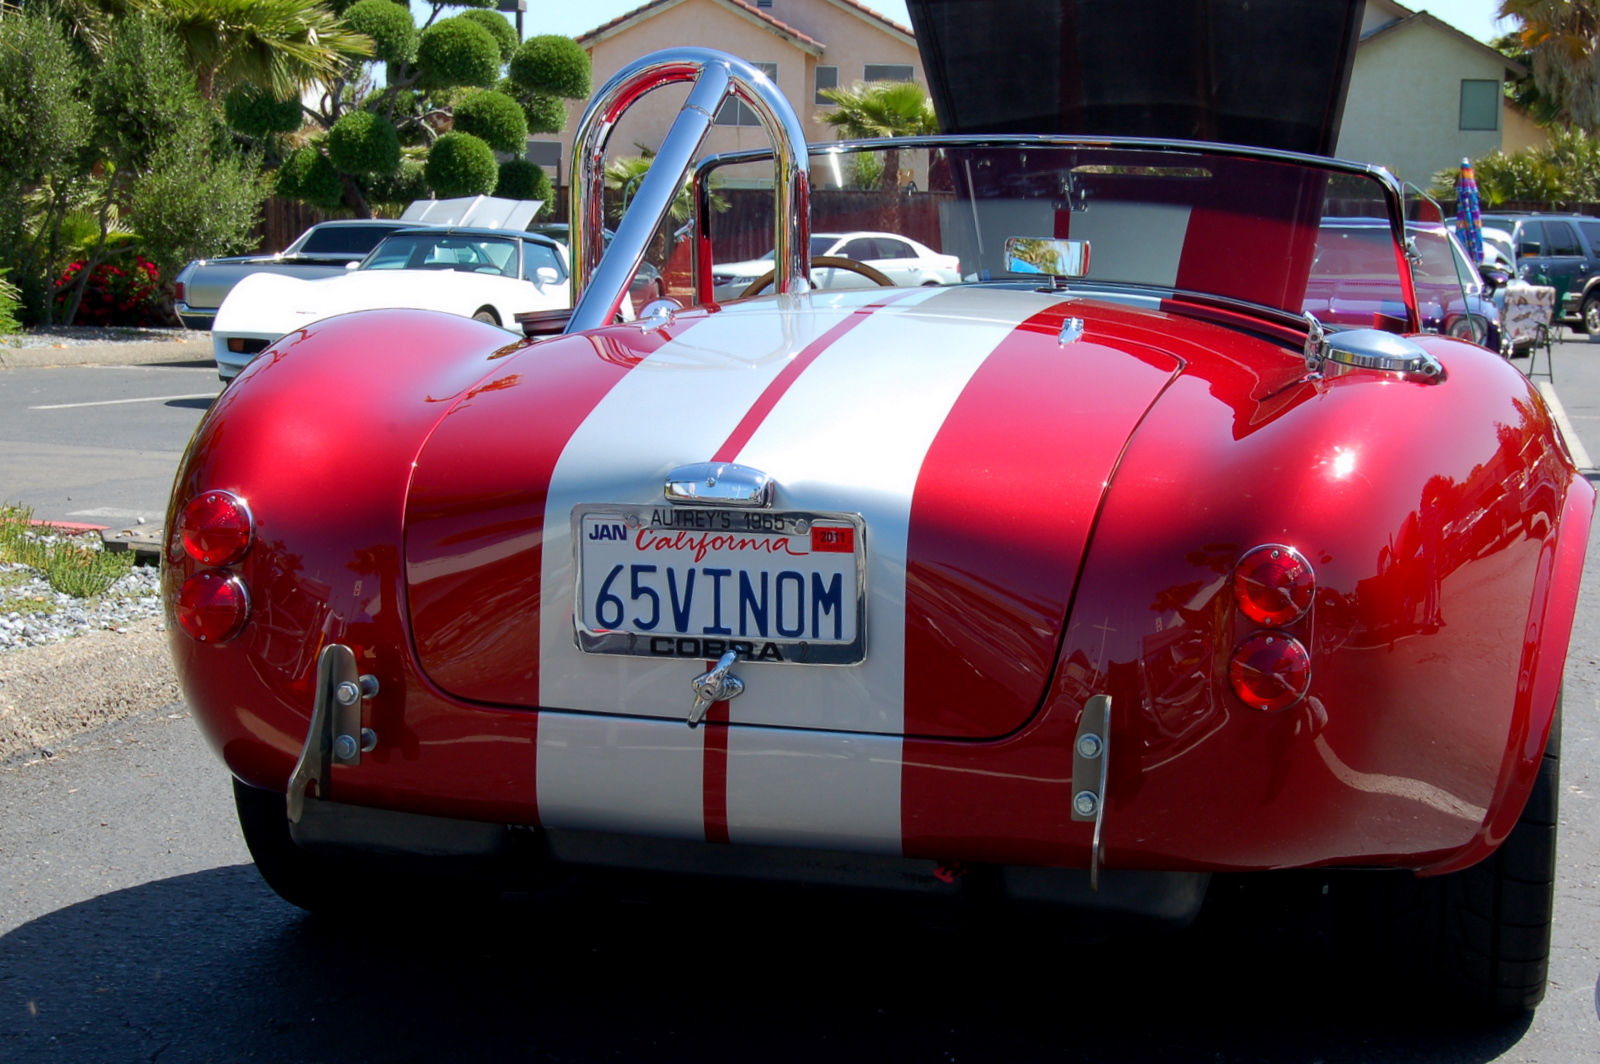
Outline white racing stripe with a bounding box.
[534,286,1048,844]
[536,290,932,834]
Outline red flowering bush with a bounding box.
[52,257,164,326]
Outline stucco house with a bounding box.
[1336,0,1534,186]
[526,0,924,187]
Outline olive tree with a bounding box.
[0,9,267,325]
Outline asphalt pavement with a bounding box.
[0,337,1598,1060]
[0,357,219,526]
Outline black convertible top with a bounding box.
[906,0,1365,156]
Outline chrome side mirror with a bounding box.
[566,49,811,332]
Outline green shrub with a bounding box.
[455,9,517,63]
[0,271,22,334]
[509,36,590,99]
[327,110,401,175]
[495,158,552,203]
[224,87,303,138]
[53,256,165,326]
[276,146,345,209]
[416,18,501,90]
[0,504,134,599]
[452,89,526,153]
[343,0,417,64]
[425,131,498,197]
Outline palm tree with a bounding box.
[817,79,938,194]
[1500,0,1600,133]
[135,0,373,100]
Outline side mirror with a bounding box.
[1478,264,1510,293]
[535,266,560,286]
[345,261,360,270]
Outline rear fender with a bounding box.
[1422,471,1594,874]
[164,309,528,792]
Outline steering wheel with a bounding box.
[738,255,895,299]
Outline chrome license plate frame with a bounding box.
[571,503,866,665]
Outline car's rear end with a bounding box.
[165,25,1592,1012]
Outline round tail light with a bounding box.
[1233,544,1314,626]
[176,571,250,643]
[1229,631,1311,712]
[179,491,253,566]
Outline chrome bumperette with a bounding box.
[567,48,810,333]
[286,644,379,823]
[664,462,774,507]
[1071,694,1112,890]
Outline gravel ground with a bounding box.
[0,325,193,349]
[0,562,162,651]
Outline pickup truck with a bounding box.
[173,197,546,330]
[173,220,414,330]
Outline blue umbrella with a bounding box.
[1456,157,1483,266]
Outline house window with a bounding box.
[864,64,914,83]
[815,65,838,104]
[1460,79,1499,130]
[717,62,778,126]
[756,0,772,6]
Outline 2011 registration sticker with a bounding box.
[572,504,866,664]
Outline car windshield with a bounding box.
[701,142,1423,327]
[297,225,399,256]
[361,234,522,276]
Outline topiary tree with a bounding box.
[415,17,500,89]
[424,131,499,197]
[452,88,527,152]
[495,157,552,202]
[229,4,591,216]
[327,109,401,174]
[456,9,517,63]
[342,0,416,64]
[276,144,346,208]
[225,86,304,139]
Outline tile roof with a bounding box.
[826,0,915,38]
[576,0,824,50]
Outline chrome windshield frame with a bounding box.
[690,134,1418,332]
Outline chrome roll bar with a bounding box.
[566,48,811,333]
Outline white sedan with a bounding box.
[211,227,571,382]
[710,231,961,301]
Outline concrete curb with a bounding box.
[0,339,212,369]
[0,617,178,765]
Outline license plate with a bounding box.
[572,504,866,664]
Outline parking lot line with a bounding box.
[29,393,217,410]
[1537,381,1595,472]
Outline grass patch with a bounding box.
[0,503,134,598]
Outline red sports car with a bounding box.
[164,12,1589,1016]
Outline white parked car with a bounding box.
[710,231,960,301]
[211,227,570,382]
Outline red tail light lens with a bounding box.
[1233,545,1314,626]
[179,491,253,566]
[174,281,186,303]
[176,571,250,643]
[1229,631,1311,712]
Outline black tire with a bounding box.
[1582,293,1600,336]
[471,308,500,325]
[233,777,355,913]
[233,779,505,915]
[1345,705,1560,1013]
